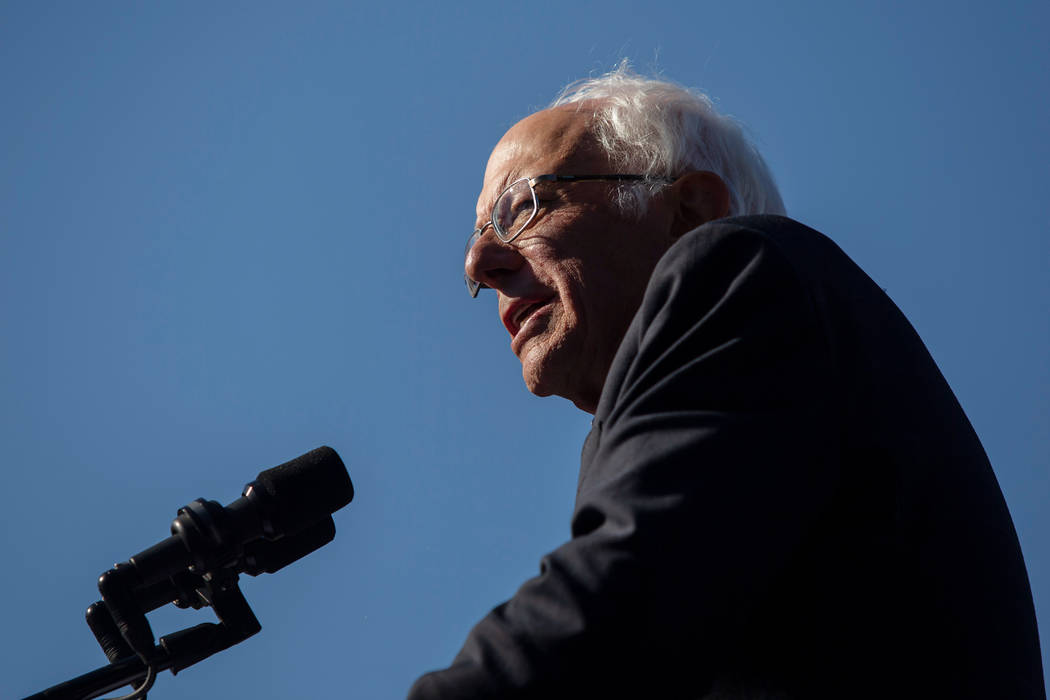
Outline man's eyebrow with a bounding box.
[476,170,519,221]
[495,169,519,193]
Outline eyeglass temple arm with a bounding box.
[531,174,676,184]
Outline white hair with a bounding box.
[549,63,786,217]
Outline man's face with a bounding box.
[466,106,678,413]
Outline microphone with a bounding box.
[123,446,352,587]
[96,446,353,661]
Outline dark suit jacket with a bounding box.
[410,216,1044,698]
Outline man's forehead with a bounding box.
[477,105,605,215]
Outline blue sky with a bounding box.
[3,1,1047,697]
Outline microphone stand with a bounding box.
[23,570,261,700]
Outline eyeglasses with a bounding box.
[464,173,670,297]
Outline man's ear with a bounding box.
[668,171,730,238]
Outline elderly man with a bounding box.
[409,69,1044,699]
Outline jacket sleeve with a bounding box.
[408,220,842,698]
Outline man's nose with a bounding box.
[465,229,524,293]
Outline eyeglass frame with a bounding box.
[464,173,676,297]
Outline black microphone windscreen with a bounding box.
[252,446,354,534]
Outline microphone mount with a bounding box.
[22,447,352,700]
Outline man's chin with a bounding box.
[521,363,555,399]
[521,341,607,412]
[520,346,561,399]
[520,348,596,410]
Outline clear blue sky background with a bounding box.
[3,2,1047,697]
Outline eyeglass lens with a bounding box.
[492,180,536,241]
[464,230,482,296]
